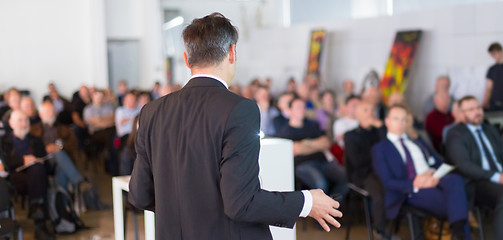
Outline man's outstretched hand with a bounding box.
[308,189,343,232]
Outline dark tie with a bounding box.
[476,129,500,172]
[400,138,416,179]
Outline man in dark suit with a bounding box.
[445,95,503,239]
[372,105,470,240]
[128,13,342,240]
[344,101,389,237]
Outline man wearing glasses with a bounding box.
[445,95,503,239]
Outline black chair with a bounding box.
[344,182,373,240]
[399,204,445,240]
[0,218,22,240]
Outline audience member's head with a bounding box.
[91,90,105,106]
[289,97,306,122]
[362,87,381,106]
[48,82,56,93]
[6,88,21,110]
[451,101,465,123]
[241,85,253,99]
[183,13,238,83]
[433,91,451,114]
[78,85,90,103]
[385,104,408,136]
[118,80,128,95]
[355,101,375,129]
[343,79,354,94]
[39,101,56,126]
[309,86,320,103]
[344,95,361,119]
[229,84,241,95]
[254,86,270,105]
[459,96,483,126]
[296,82,310,100]
[305,73,320,88]
[20,96,37,118]
[9,110,30,139]
[387,92,405,107]
[277,92,294,116]
[49,89,60,100]
[286,78,296,93]
[488,42,503,62]
[123,92,137,110]
[320,90,336,111]
[138,91,152,108]
[435,76,451,93]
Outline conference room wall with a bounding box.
[233,1,503,119]
[0,0,108,104]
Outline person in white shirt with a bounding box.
[115,92,140,146]
[333,95,360,147]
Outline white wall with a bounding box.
[0,0,107,103]
[232,1,503,119]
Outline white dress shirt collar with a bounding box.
[191,74,229,89]
[387,132,408,142]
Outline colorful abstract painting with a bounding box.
[380,30,422,104]
[306,29,326,76]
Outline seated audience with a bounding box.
[115,92,140,147]
[362,86,387,121]
[273,92,294,133]
[71,85,91,151]
[445,96,503,240]
[316,90,337,139]
[20,96,43,138]
[137,91,153,109]
[425,91,454,152]
[83,90,118,175]
[0,110,54,239]
[423,76,455,118]
[333,95,360,148]
[442,101,465,144]
[254,85,279,136]
[276,97,347,200]
[344,101,388,238]
[39,102,84,191]
[372,105,470,240]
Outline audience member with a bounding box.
[337,79,354,109]
[104,87,118,107]
[445,96,503,239]
[424,91,454,152]
[43,89,72,122]
[0,110,54,239]
[254,85,279,136]
[119,115,139,176]
[83,90,118,175]
[442,101,465,144]
[343,101,388,237]
[151,81,161,100]
[333,95,360,148]
[372,105,470,240]
[137,91,152,109]
[484,42,503,111]
[71,85,91,151]
[273,92,294,133]
[362,87,386,121]
[387,92,405,106]
[423,76,455,118]
[20,96,43,138]
[286,77,296,93]
[316,90,337,139]
[115,92,140,147]
[39,102,84,191]
[117,80,128,106]
[276,97,347,200]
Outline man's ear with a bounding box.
[183,52,191,68]
[228,44,236,64]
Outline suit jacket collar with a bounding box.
[187,75,228,89]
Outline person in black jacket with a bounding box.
[445,95,503,239]
[128,13,342,240]
[1,110,54,240]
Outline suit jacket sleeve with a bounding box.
[220,99,304,228]
[128,110,155,211]
[372,144,413,194]
[445,127,494,180]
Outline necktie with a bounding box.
[400,138,416,179]
[476,129,499,172]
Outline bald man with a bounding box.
[0,110,54,239]
[425,91,454,152]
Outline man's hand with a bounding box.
[308,189,343,232]
[413,170,439,189]
[23,155,38,166]
[45,143,60,154]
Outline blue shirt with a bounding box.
[466,124,502,182]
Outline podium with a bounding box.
[113,138,296,240]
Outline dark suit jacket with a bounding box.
[128,77,304,240]
[372,137,441,219]
[445,123,503,181]
[0,133,48,172]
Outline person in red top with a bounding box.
[425,91,454,152]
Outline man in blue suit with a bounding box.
[372,104,470,240]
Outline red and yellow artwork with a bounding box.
[307,30,326,75]
[380,30,422,104]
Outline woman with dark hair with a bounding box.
[119,115,139,175]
